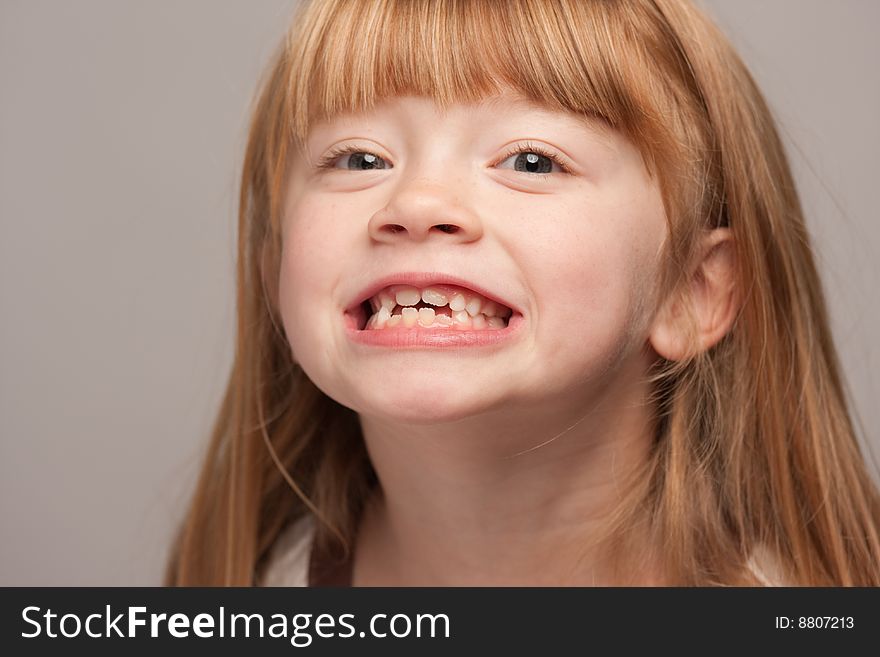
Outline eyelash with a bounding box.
[315,145,360,170]
[495,141,574,178]
[315,141,574,180]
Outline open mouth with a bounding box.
[350,283,514,331]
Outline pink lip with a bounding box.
[344,312,525,348]
[344,271,522,315]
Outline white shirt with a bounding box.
[261,515,315,587]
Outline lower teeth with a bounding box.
[365,310,507,331]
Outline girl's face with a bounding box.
[279,90,668,424]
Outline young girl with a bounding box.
[165,0,880,586]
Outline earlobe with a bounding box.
[648,228,738,361]
[649,294,691,361]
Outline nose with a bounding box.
[367,177,483,244]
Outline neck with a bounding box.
[351,347,665,586]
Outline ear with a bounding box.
[648,228,739,361]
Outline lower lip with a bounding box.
[344,311,525,348]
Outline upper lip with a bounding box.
[345,272,521,314]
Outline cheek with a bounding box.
[544,236,640,359]
[277,246,312,361]
[277,198,348,364]
[563,225,655,323]
[511,193,665,374]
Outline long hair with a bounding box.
[165,0,880,585]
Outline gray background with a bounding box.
[1,0,877,585]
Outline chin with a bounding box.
[359,381,490,425]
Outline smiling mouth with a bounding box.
[353,283,513,331]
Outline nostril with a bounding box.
[434,224,459,234]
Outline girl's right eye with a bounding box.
[316,146,390,171]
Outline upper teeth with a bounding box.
[364,284,513,330]
[369,284,512,318]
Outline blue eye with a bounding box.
[317,148,390,170]
[496,144,571,178]
[516,152,552,173]
[496,149,565,174]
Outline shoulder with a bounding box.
[745,544,792,587]
[260,514,315,587]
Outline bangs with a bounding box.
[283,0,679,157]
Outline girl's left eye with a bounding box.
[493,142,573,177]
[316,142,573,179]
